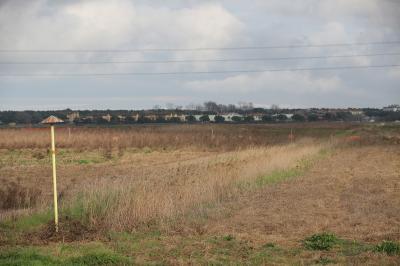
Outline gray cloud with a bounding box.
[0,0,399,110]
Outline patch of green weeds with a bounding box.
[0,248,60,266]
[0,209,52,232]
[77,159,90,164]
[222,234,235,241]
[256,168,300,187]
[339,239,371,256]
[315,256,336,265]
[374,241,400,256]
[65,252,132,265]
[303,233,339,251]
[0,245,131,266]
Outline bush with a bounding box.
[374,241,400,256]
[292,114,306,122]
[262,115,274,122]
[199,115,210,122]
[303,233,338,251]
[276,114,287,121]
[214,115,225,123]
[308,114,319,122]
[186,115,196,123]
[231,116,242,122]
[244,116,254,122]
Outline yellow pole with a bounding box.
[50,125,59,232]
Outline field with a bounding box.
[0,123,399,265]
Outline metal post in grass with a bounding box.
[41,115,64,233]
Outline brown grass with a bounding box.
[206,145,400,246]
[61,141,324,232]
[0,123,356,151]
[0,123,398,236]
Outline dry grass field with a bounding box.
[0,123,399,265]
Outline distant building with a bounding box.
[117,115,126,122]
[348,109,364,116]
[102,114,112,122]
[82,116,94,123]
[67,112,80,123]
[383,104,400,112]
[145,114,157,121]
[221,113,242,122]
[165,113,186,122]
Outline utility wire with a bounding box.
[0,52,399,65]
[0,41,399,53]
[1,64,399,77]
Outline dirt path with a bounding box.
[206,146,400,246]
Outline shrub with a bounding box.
[374,241,400,256]
[244,116,254,122]
[262,115,273,122]
[231,116,242,122]
[214,115,225,123]
[303,233,338,251]
[292,114,306,122]
[199,115,210,122]
[186,115,196,123]
[308,114,319,122]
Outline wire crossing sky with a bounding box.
[0,0,399,110]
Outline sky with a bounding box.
[0,0,399,110]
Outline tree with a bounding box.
[276,114,287,122]
[292,114,306,122]
[307,114,319,122]
[214,115,225,123]
[186,115,196,123]
[199,115,210,122]
[324,112,337,121]
[165,103,175,110]
[231,116,242,122]
[262,115,274,122]
[271,104,280,114]
[203,101,219,112]
[244,115,254,122]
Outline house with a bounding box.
[67,112,80,123]
[194,115,203,121]
[131,113,140,121]
[383,104,400,112]
[145,114,157,121]
[82,116,94,123]
[165,113,186,122]
[102,114,112,122]
[253,114,264,121]
[348,109,364,116]
[221,113,243,122]
[117,115,126,122]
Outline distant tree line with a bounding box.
[0,104,399,125]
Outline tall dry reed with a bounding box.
[65,141,325,232]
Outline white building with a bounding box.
[221,113,243,122]
[383,105,400,112]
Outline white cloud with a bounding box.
[186,71,343,94]
[0,1,243,50]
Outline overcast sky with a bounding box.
[0,0,399,110]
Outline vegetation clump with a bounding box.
[303,233,339,251]
[374,241,400,256]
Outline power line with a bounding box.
[0,52,399,65]
[1,64,399,77]
[0,41,399,53]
